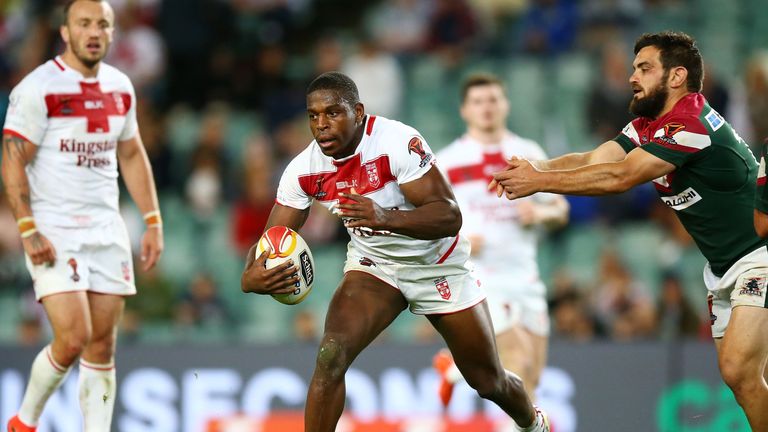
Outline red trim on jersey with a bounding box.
[297,153,396,202]
[79,361,115,371]
[365,116,377,136]
[436,235,460,264]
[758,176,767,186]
[2,128,33,144]
[425,295,486,316]
[52,58,65,71]
[45,82,132,133]
[446,151,508,185]
[46,349,67,373]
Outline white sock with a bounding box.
[17,345,72,426]
[78,358,116,432]
[446,363,464,384]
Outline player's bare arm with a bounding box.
[488,140,627,194]
[241,203,309,295]
[1,132,56,265]
[117,135,164,271]
[493,147,675,200]
[533,140,627,170]
[337,165,462,239]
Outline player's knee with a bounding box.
[57,328,92,363]
[466,368,512,400]
[85,332,117,362]
[314,335,351,381]
[720,354,760,398]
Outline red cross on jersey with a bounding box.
[2,56,138,227]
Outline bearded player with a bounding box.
[241,71,550,431]
[492,32,768,430]
[433,74,569,410]
[2,1,163,430]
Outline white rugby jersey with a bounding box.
[277,115,464,265]
[3,56,138,227]
[438,132,553,287]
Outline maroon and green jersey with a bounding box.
[614,93,766,277]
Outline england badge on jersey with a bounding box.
[434,276,451,300]
[365,162,380,188]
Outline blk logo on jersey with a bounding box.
[408,137,433,168]
[434,276,451,300]
[67,258,80,282]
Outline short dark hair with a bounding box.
[460,73,506,103]
[63,0,106,25]
[634,31,703,93]
[306,72,360,108]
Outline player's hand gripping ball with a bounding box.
[256,226,315,305]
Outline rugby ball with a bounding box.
[256,226,315,305]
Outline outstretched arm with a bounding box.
[493,147,675,199]
[337,166,462,240]
[531,140,627,170]
[118,135,163,270]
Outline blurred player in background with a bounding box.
[491,31,768,430]
[433,74,569,410]
[241,71,550,432]
[1,1,163,431]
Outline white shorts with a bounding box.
[25,219,136,301]
[704,246,768,338]
[342,238,486,315]
[482,273,550,337]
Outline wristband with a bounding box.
[143,210,162,228]
[17,217,37,238]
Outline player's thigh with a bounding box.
[321,270,408,355]
[86,292,125,342]
[427,300,501,376]
[720,306,768,370]
[495,325,533,366]
[41,291,92,340]
[527,330,549,381]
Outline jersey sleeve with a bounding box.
[756,140,768,213]
[638,116,711,167]
[391,131,436,185]
[614,121,640,154]
[118,79,138,141]
[275,158,313,210]
[3,79,47,145]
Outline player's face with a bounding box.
[629,46,670,119]
[61,0,115,68]
[307,90,365,159]
[460,84,509,132]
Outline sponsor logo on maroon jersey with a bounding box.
[434,276,451,300]
[408,137,432,168]
[67,258,80,282]
[663,122,686,136]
